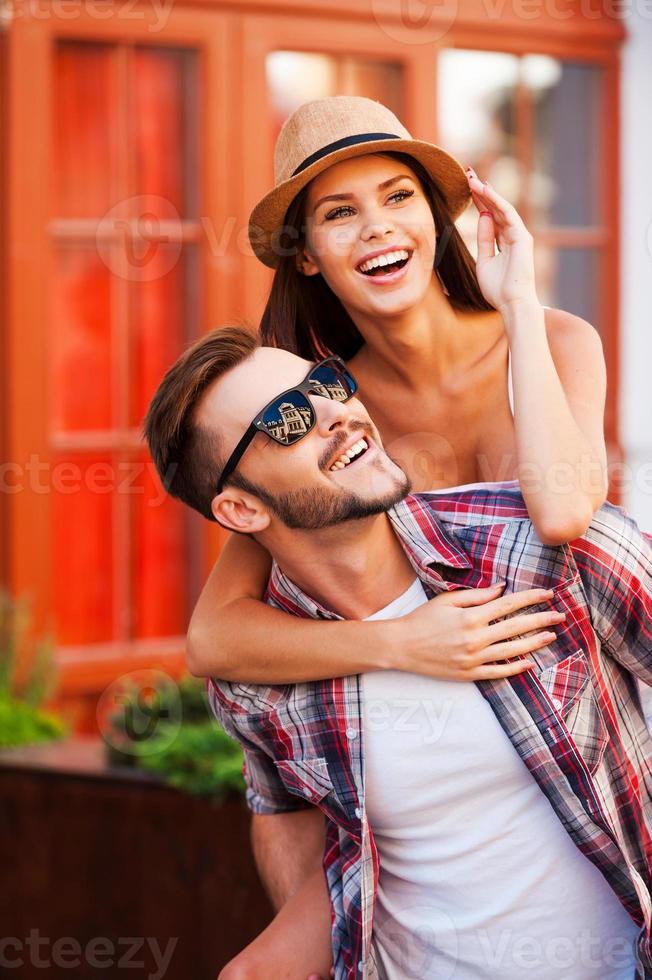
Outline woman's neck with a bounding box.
[348,277,482,389]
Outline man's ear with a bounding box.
[296,245,320,278]
[210,487,271,535]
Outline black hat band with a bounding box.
[291,132,401,177]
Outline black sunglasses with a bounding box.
[216,356,358,493]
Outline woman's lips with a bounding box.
[355,251,413,285]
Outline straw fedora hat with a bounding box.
[248,95,471,269]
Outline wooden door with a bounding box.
[6,7,235,727]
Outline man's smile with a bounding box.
[328,435,372,472]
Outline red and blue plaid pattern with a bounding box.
[207,483,652,980]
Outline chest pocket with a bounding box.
[274,756,334,804]
[537,651,609,775]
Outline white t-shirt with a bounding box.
[363,578,639,979]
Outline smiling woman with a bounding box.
[187,94,608,684]
[275,152,492,358]
[304,162,439,298]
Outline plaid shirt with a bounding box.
[207,484,652,980]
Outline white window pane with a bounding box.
[527,56,602,228]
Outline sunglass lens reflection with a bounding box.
[261,391,314,446]
[308,364,356,401]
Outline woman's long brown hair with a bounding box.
[259,152,494,361]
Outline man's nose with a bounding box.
[311,393,350,436]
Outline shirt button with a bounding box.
[553,698,563,710]
[358,961,364,973]
[355,807,362,819]
[346,727,358,740]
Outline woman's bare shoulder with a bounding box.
[542,306,601,344]
[542,306,604,363]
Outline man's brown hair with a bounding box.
[143,325,260,521]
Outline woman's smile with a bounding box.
[355,247,414,285]
[301,155,437,313]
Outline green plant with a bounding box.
[134,720,246,801]
[104,674,246,802]
[0,590,67,749]
[0,698,67,749]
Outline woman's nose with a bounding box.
[360,206,395,241]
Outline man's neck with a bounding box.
[262,511,418,620]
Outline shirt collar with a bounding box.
[266,493,472,620]
[387,493,472,584]
[267,561,341,621]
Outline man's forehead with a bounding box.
[199,346,313,429]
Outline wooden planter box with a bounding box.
[0,738,273,979]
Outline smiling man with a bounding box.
[144,326,652,980]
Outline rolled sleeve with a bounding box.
[243,747,311,816]
[206,678,307,815]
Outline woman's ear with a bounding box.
[210,488,271,535]
[296,246,320,278]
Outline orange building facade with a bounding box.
[0,0,625,728]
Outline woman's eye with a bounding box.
[323,188,413,220]
[388,189,414,204]
[324,205,355,220]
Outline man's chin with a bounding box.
[326,453,411,520]
[382,453,412,497]
[269,470,411,531]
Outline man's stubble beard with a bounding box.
[254,455,412,530]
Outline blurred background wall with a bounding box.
[620,8,652,530]
[0,0,649,731]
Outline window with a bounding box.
[438,49,605,333]
[51,41,203,650]
[266,51,403,129]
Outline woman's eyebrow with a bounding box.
[312,174,415,213]
[377,174,415,190]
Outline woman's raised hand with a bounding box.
[465,166,540,314]
[395,582,565,681]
